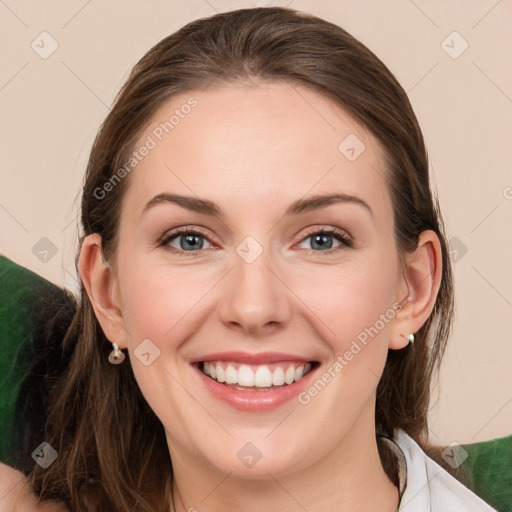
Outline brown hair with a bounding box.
[30,7,454,510]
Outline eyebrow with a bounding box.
[141,192,373,219]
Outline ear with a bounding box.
[389,230,443,349]
[79,234,128,348]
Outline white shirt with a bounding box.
[382,429,498,511]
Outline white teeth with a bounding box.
[254,366,273,387]
[238,365,255,386]
[225,365,237,384]
[272,367,285,386]
[294,365,305,382]
[202,361,314,388]
[284,366,295,385]
[215,363,226,383]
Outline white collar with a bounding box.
[379,429,497,511]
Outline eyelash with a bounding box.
[158,225,353,257]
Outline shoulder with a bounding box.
[390,431,498,512]
[0,463,69,512]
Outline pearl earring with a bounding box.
[408,333,415,344]
[108,343,125,364]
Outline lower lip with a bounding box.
[194,365,318,412]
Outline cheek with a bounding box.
[115,260,216,433]
[291,256,398,348]
[118,258,218,346]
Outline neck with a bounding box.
[169,406,398,512]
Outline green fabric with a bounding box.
[462,435,512,512]
[0,255,43,463]
[0,254,75,470]
[0,255,511,510]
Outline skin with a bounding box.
[0,463,67,511]
[80,81,442,511]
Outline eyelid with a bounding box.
[157,225,219,247]
[158,224,353,255]
[294,225,353,249]
[158,227,220,258]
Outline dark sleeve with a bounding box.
[0,255,76,474]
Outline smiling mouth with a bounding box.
[197,361,319,391]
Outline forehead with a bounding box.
[124,81,391,223]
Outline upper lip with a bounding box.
[190,351,315,365]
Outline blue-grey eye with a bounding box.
[298,231,347,251]
[167,232,212,251]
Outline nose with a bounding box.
[219,248,292,337]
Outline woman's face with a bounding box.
[111,81,409,478]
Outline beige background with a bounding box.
[1,0,511,445]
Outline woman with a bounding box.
[0,7,497,511]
